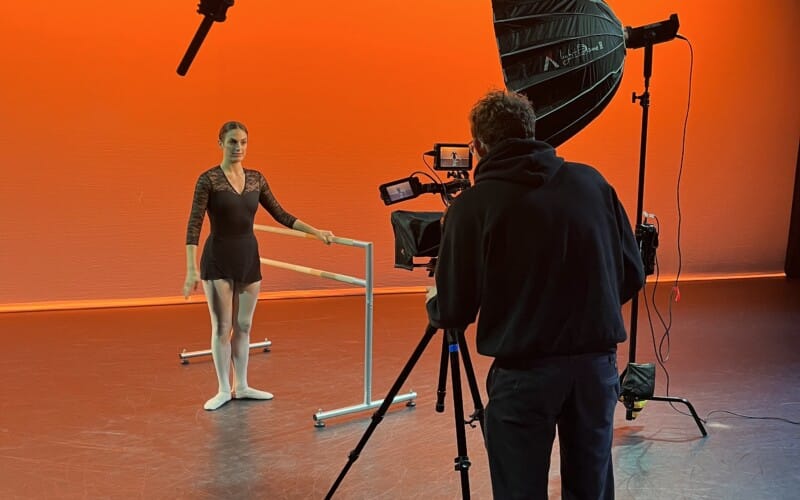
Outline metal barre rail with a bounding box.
[255,224,416,426]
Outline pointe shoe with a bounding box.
[204,391,232,411]
[233,387,274,400]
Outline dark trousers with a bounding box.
[484,353,619,500]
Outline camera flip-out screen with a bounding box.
[379,177,422,205]
[434,143,472,171]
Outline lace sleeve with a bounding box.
[186,172,211,245]
[258,172,298,229]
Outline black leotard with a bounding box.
[186,166,297,283]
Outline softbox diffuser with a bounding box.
[492,0,626,147]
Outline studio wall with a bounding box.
[1,1,798,307]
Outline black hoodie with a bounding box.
[426,138,644,361]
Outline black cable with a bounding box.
[645,37,799,429]
[648,34,693,376]
[421,154,450,205]
[655,34,692,372]
[650,216,673,365]
[643,238,672,400]
[640,33,687,417]
[674,34,692,291]
[703,410,800,426]
[651,215,672,364]
[410,170,441,185]
[422,154,443,182]
[656,34,691,417]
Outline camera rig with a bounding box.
[379,143,474,274]
[379,173,471,206]
[379,143,473,206]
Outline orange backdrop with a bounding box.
[1,1,798,307]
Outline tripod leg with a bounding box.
[456,331,485,433]
[436,333,449,412]
[445,329,472,500]
[326,324,439,500]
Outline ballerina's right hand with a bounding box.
[183,271,201,299]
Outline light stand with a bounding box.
[622,17,707,436]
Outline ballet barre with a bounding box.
[179,339,272,364]
[257,224,416,427]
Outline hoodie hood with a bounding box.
[473,138,563,188]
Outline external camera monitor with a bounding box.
[434,143,472,171]
[379,177,423,205]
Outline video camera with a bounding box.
[379,143,474,274]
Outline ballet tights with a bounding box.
[202,279,274,410]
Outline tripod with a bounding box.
[623,42,706,437]
[326,324,485,499]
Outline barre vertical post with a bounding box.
[363,242,374,405]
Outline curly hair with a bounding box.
[218,121,248,142]
[469,90,536,150]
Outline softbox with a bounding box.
[390,211,443,270]
[492,0,626,147]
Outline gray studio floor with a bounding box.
[1,277,798,499]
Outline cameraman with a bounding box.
[426,90,644,499]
